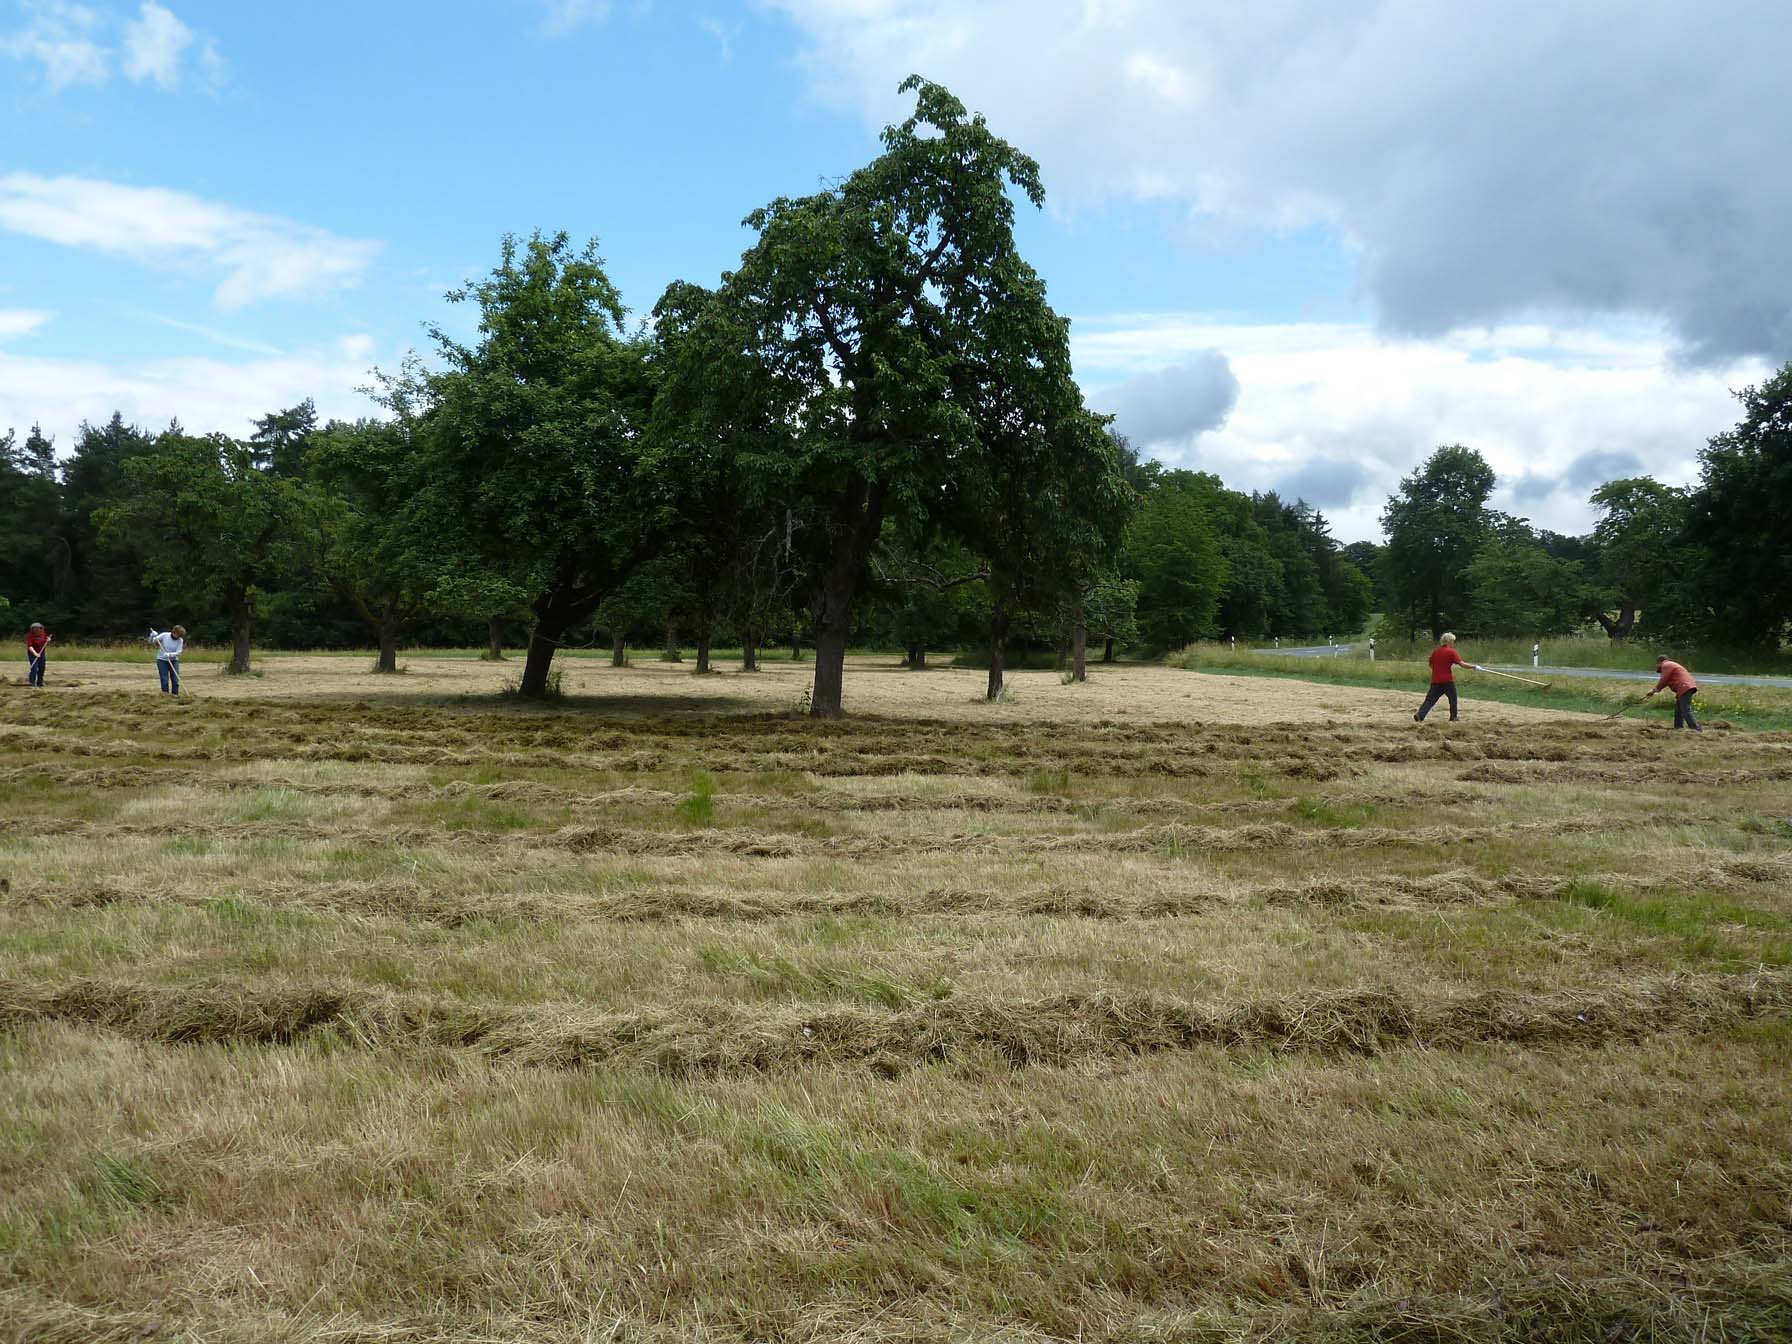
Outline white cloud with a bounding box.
[0,174,381,310]
[121,1,191,88]
[0,340,384,452]
[539,0,612,34]
[771,1,1792,362]
[4,0,217,91]
[3,1,108,89]
[0,309,54,341]
[1073,315,1769,542]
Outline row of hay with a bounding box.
[8,1254,1792,1344]
[3,970,1786,1077]
[17,855,1789,928]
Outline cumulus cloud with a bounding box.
[0,336,384,452]
[4,0,215,90]
[771,0,1792,362]
[538,0,612,34]
[121,1,191,88]
[3,1,108,89]
[1071,314,1766,542]
[0,174,381,310]
[1090,348,1238,449]
[0,309,54,341]
[1277,457,1371,513]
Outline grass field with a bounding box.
[3,655,1791,1341]
[1179,644,1792,733]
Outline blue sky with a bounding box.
[2,1,1782,541]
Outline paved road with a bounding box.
[1253,645,1792,690]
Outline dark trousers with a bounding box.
[1674,689,1701,731]
[27,653,45,686]
[156,657,181,695]
[1416,681,1459,721]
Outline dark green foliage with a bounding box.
[96,430,309,673]
[1381,444,1497,638]
[1685,364,1792,648]
[397,232,662,696]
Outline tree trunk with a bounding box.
[1055,638,1068,672]
[226,588,252,674]
[1102,636,1114,664]
[741,633,759,672]
[807,477,886,718]
[663,623,682,662]
[376,600,400,674]
[1597,602,1637,641]
[790,630,803,662]
[1073,623,1087,682]
[985,597,1009,701]
[694,633,711,675]
[520,616,567,697]
[485,617,506,661]
[610,630,626,667]
[905,643,926,670]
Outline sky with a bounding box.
[1,0,1784,543]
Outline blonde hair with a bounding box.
[29,622,44,631]
[1440,632,1457,645]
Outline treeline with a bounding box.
[1346,372,1792,651]
[5,81,1786,706]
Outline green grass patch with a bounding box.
[1176,645,1792,730]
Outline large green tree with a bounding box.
[1125,473,1228,651]
[1464,536,1588,636]
[1685,363,1792,648]
[58,414,158,635]
[98,429,307,672]
[0,425,64,622]
[659,78,1101,717]
[398,233,660,696]
[1588,477,1693,641]
[306,418,440,672]
[1380,444,1496,638]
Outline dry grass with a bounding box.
[3,661,1790,1340]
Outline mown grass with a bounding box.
[2,671,1789,1340]
[1177,642,1792,731]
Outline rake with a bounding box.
[1602,695,1647,721]
[1471,665,1552,690]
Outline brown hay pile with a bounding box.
[4,969,1785,1078]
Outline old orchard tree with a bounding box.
[403,233,658,697]
[658,78,1126,716]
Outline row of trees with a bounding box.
[5,81,1786,701]
[1359,369,1792,649]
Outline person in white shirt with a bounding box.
[148,625,187,696]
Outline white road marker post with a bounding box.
[1369,637,1376,662]
[1532,642,1540,668]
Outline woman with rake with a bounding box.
[1413,632,1484,723]
[24,622,51,687]
[1646,655,1701,731]
[147,625,187,697]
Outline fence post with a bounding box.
[1369,637,1376,662]
[1532,642,1540,669]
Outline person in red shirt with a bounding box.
[1414,632,1483,722]
[24,622,51,688]
[1646,656,1701,731]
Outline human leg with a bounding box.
[1415,684,1446,721]
[168,656,181,696]
[1676,690,1700,731]
[157,658,171,694]
[1445,684,1459,721]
